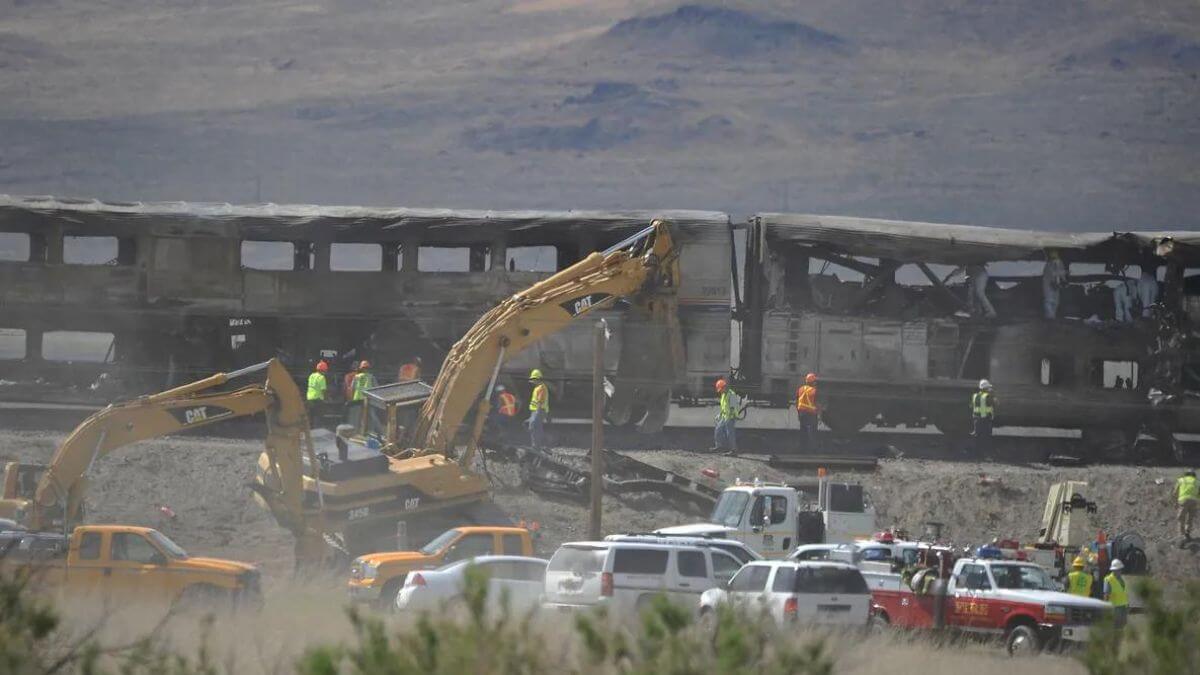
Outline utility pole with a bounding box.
[589,320,605,540]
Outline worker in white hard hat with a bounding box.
[1103,559,1129,629]
[971,379,995,455]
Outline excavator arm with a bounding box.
[25,359,319,550]
[408,220,682,460]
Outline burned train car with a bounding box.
[737,213,1200,459]
[0,196,731,430]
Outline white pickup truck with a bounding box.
[657,476,876,559]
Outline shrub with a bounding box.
[1082,578,1200,675]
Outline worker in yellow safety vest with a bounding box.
[398,357,423,382]
[527,370,550,450]
[971,379,995,454]
[711,377,740,455]
[306,360,329,419]
[795,372,819,452]
[348,360,376,429]
[1175,469,1199,540]
[1103,559,1129,629]
[1065,557,1093,597]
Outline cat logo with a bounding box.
[169,405,235,427]
[560,293,612,318]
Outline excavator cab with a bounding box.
[358,381,434,452]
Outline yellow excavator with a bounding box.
[0,219,682,561]
[0,359,332,562]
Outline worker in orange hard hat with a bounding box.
[710,377,739,454]
[398,356,423,382]
[796,373,820,453]
[306,360,330,420]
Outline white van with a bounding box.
[699,560,871,626]
[543,541,744,615]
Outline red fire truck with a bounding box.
[865,556,1111,655]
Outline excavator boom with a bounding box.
[2,359,322,558]
[407,220,682,458]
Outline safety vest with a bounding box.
[351,371,376,402]
[306,371,327,402]
[398,363,421,381]
[971,391,994,418]
[529,383,549,413]
[1177,475,1199,504]
[1104,573,1128,607]
[796,385,818,413]
[497,391,518,417]
[718,389,737,421]
[1066,570,1093,597]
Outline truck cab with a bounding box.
[348,525,534,607]
[0,525,261,607]
[871,557,1111,655]
[656,477,876,558]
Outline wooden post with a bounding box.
[589,320,605,540]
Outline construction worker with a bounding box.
[1174,469,1199,540]
[971,379,995,454]
[527,369,550,450]
[306,360,329,419]
[348,360,375,428]
[1042,249,1067,319]
[486,385,520,443]
[711,377,739,455]
[1103,559,1129,629]
[398,357,422,382]
[1065,557,1093,597]
[795,373,819,452]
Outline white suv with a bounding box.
[699,560,871,626]
[603,534,761,565]
[543,541,745,615]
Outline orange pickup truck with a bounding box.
[0,525,261,607]
[348,526,534,606]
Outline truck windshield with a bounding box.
[710,492,750,528]
[990,563,1057,591]
[420,529,461,555]
[148,531,188,560]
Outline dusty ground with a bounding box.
[8,428,1192,671]
[3,429,1196,586]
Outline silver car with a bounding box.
[395,555,548,615]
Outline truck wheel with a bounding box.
[378,578,405,612]
[1005,623,1042,657]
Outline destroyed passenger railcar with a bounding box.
[735,213,1200,459]
[0,196,732,431]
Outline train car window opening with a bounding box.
[64,236,119,265]
[42,331,114,363]
[1097,360,1138,389]
[0,232,30,262]
[418,246,491,272]
[0,328,25,359]
[241,241,298,271]
[506,246,559,272]
[331,243,383,272]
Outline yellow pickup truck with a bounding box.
[349,526,534,607]
[0,525,261,608]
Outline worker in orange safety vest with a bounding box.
[398,356,423,382]
[795,372,819,452]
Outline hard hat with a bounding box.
[496,385,506,392]
[316,360,329,372]
[1072,556,1085,569]
[1110,559,1124,571]
[714,378,727,393]
[979,379,993,390]
[359,360,371,370]
[805,372,817,384]
[529,368,543,380]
